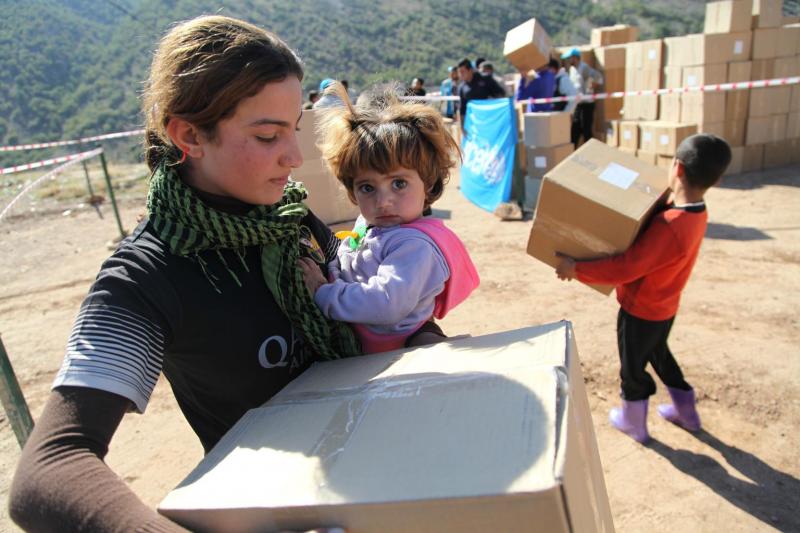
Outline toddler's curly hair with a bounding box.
[317,83,461,207]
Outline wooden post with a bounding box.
[99,151,127,240]
[0,336,34,448]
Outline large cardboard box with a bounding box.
[159,323,615,533]
[526,143,575,179]
[523,112,572,147]
[594,44,626,70]
[726,146,745,175]
[704,0,753,34]
[783,24,800,56]
[763,139,793,167]
[591,24,639,47]
[787,112,800,139]
[774,56,800,78]
[654,122,698,155]
[681,93,726,124]
[638,121,659,152]
[619,121,640,149]
[527,139,668,295]
[504,18,553,73]
[752,28,779,59]
[749,86,792,117]
[752,0,783,28]
[745,114,787,144]
[636,150,658,165]
[726,61,752,120]
[293,110,361,224]
[606,120,620,147]
[742,143,765,170]
[663,33,751,66]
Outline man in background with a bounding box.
[440,66,458,118]
[563,47,603,148]
[456,57,506,129]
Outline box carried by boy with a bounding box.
[158,322,615,533]
[527,139,669,294]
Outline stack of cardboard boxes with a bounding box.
[606,0,799,175]
[522,112,574,182]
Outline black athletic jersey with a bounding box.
[53,210,340,453]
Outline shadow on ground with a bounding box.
[647,429,799,531]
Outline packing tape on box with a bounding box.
[263,371,526,471]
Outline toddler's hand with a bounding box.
[297,257,327,296]
[555,252,576,281]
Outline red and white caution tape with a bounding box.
[1,148,104,176]
[0,128,144,153]
[402,76,800,105]
[0,147,104,222]
[528,76,800,105]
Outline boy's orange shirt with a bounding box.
[575,204,708,321]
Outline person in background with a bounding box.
[341,79,358,102]
[456,57,506,131]
[553,58,578,113]
[562,47,603,148]
[555,134,732,444]
[314,78,344,108]
[408,77,427,97]
[479,62,506,95]
[440,66,458,118]
[9,15,358,531]
[303,89,320,110]
[515,58,559,112]
[474,57,486,71]
[301,83,479,354]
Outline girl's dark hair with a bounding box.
[142,15,304,170]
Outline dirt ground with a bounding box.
[1,162,798,532]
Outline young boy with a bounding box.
[555,134,731,443]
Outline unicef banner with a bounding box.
[460,98,517,212]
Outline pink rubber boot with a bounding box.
[609,399,650,443]
[657,387,701,432]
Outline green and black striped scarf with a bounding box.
[146,162,360,360]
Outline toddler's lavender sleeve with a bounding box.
[314,236,448,325]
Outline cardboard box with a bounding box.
[293,110,361,224]
[623,94,659,121]
[726,61,752,120]
[704,0,753,34]
[663,33,751,66]
[749,86,792,117]
[725,119,748,147]
[654,122,699,155]
[619,120,640,149]
[683,64,728,88]
[626,39,663,70]
[792,85,800,112]
[752,28,779,59]
[591,24,639,47]
[606,120,620,147]
[751,58,775,80]
[659,94,682,122]
[526,143,575,178]
[774,56,800,78]
[159,323,615,533]
[726,146,744,174]
[656,154,675,170]
[527,139,668,295]
[681,93,726,124]
[517,141,528,172]
[523,112,572,147]
[594,44,627,70]
[638,121,659,152]
[636,150,658,165]
[745,114,787,144]
[752,0,783,28]
[743,144,765,170]
[617,146,637,157]
[763,139,793,167]
[787,112,800,139]
[783,24,800,56]
[504,18,553,73]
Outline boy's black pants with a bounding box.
[617,308,691,401]
[570,101,595,147]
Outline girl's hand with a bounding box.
[297,257,327,295]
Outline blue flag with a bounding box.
[460,98,517,212]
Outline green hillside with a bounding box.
[1,0,795,164]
